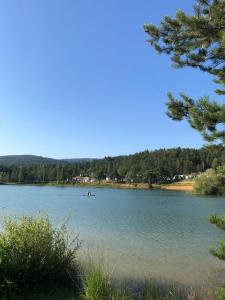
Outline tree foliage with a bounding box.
[144,0,225,143]
[209,214,225,299]
[0,146,225,184]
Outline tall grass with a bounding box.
[138,281,192,300]
[81,265,131,300]
[81,269,218,300]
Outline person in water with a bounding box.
[87,191,91,196]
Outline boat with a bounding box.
[83,191,95,197]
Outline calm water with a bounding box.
[0,185,225,287]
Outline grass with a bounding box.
[81,265,131,300]
[82,266,112,299]
[81,271,216,300]
[80,266,215,300]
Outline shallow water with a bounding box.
[0,185,225,287]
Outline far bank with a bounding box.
[46,180,194,191]
[2,180,194,191]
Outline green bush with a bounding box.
[193,169,225,195]
[0,215,80,291]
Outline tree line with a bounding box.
[0,145,225,184]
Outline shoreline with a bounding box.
[48,181,194,192]
[2,181,193,192]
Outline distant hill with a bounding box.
[62,158,96,163]
[0,155,94,166]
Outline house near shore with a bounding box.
[72,176,91,183]
[172,173,197,181]
[83,176,91,183]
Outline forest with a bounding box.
[0,145,224,184]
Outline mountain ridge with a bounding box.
[0,155,95,166]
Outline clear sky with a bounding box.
[0,0,222,158]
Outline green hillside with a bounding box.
[0,155,95,166]
[0,155,61,166]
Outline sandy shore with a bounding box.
[158,184,193,191]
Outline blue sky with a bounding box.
[0,0,222,158]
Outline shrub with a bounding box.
[0,214,80,291]
[193,169,225,195]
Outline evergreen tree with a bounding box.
[56,165,60,184]
[18,166,23,184]
[41,164,45,183]
[60,165,65,183]
[144,0,225,143]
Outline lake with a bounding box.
[0,185,225,287]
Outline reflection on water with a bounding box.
[0,185,225,288]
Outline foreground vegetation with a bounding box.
[0,214,223,299]
[81,266,203,300]
[0,215,80,293]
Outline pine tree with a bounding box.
[41,164,45,183]
[60,165,64,183]
[18,166,23,184]
[144,0,225,143]
[56,165,60,184]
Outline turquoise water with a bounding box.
[0,185,225,286]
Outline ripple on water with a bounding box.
[0,185,225,287]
